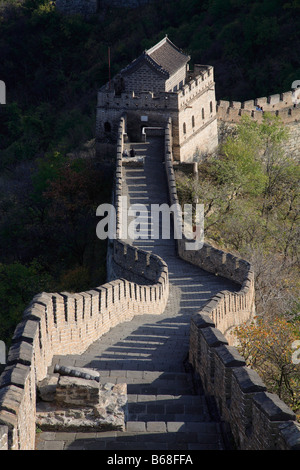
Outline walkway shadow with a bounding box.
[64,425,222,450]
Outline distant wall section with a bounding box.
[217,91,300,159]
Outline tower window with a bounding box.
[183,122,186,134]
[210,101,213,113]
[104,121,111,133]
[192,116,195,128]
[202,108,205,119]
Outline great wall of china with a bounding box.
[217,89,300,160]
[0,104,299,450]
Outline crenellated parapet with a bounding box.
[0,425,7,450]
[164,117,300,450]
[217,90,300,124]
[165,118,255,343]
[176,242,255,342]
[217,90,300,160]
[0,114,299,451]
[0,117,169,450]
[178,65,215,109]
[97,89,179,112]
[0,264,168,449]
[189,313,300,450]
[96,61,218,162]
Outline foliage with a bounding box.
[177,115,299,266]
[234,316,300,415]
[0,260,53,345]
[0,154,112,343]
[59,265,91,293]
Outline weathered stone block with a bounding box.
[36,381,127,432]
[201,327,228,348]
[253,392,296,422]
[56,376,100,406]
[7,341,33,366]
[214,345,246,368]
[232,367,267,393]
[0,364,30,389]
[37,376,59,402]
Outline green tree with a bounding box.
[0,261,53,344]
[235,316,300,417]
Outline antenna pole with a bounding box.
[108,46,111,90]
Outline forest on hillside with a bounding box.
[0,0,299,352]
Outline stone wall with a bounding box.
[178,116,218,162]
[96,65,218,162]
[0,267,168,449]
[189,314,300,450]
[123,63,167,94]
[217,92,300,160]
[0,114,299,450]
[177,242,255,342]
[0,117,169,450]
[164,117,300,450]
[175,67,217,162]
[164,119,255,343]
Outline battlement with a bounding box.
[0,113,299,450]
[164,118,255,343]
[0,117,169,450]
[98,66,214,114]
[189,314,300,450]
[178,65,215,109]
[97,89,179,111]
[217,90,300,124]
[164,119,300,449]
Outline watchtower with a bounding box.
[96,36,218,162]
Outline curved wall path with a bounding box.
[36,136,238,450]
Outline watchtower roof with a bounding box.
[146,36,190,75]
[121,36,190,78]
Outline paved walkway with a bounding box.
[36,137,238,451]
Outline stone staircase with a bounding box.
[35,136,237,451]
[36,308,225,450]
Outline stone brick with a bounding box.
[55,376,100,406]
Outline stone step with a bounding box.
[125,381,194,396]
[38,424,223,450]
[127,394,210,422]
[124,420,223,450]
[125,420,219,434]
[57,422,224,450]
[98,371,198,397]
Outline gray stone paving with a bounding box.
[35,136,237,451]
